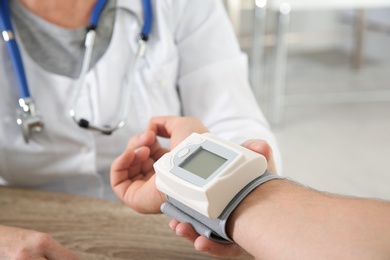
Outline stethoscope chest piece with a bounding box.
[16,98,44,143]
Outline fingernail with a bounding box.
[139,132,147,139]
[198,246,211,253]
[168,222,175,230]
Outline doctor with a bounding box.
[0,0,280,258]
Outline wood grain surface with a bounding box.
[0,187,253,260]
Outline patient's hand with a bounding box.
[168,137,276,258]
[111,116,276,258]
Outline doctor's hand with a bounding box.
[110,116,208,214]
[0,225,78,260]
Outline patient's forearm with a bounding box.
[227,179,390,259]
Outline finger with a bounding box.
[111,147,166,213]
[126,131,156,150]
[241,139,272,160]
[128,130,169,162]
[44,241,79,260]
[111,148,136,185]
[241,139,277,173]
[194,236,244,257]
[149,116,208,137]
[146,135,169,162]
[38,234,78,260]
[110,147,149,200]
[173,222,200,243]
[149,116,209,148]
[169,219,180,230]
[173,222,244,257]
[147,119,168,138]
[122,174,166,214]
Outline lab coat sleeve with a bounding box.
[173,0,282,172]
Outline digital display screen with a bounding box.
[179,147,227,179]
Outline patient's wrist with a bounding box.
[226,178,290,242]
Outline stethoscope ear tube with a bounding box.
[141,0,153,39]
[69,38,147,136]
[70,0,152,135]
[90,0,109,27]
[1,0,44,143]
[0,0,31,99]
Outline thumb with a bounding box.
[148,116,208,149]
[241,139,277,174]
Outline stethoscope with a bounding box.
[0,0,152,143]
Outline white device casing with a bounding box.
[154,133,268,218]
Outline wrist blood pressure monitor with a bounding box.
[154,133,282,243]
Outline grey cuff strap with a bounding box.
[160,170,282,243]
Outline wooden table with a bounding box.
[0,187,253,260]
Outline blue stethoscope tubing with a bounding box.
[0,0,30,99]
[141,0,152,39]
[0,0,153,141]
[90,0,110,27]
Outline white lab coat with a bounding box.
[0,0,280,199]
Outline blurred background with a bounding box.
[223,0,390,200]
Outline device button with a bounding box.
[185,134,204,145]
[178,148,190,158]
